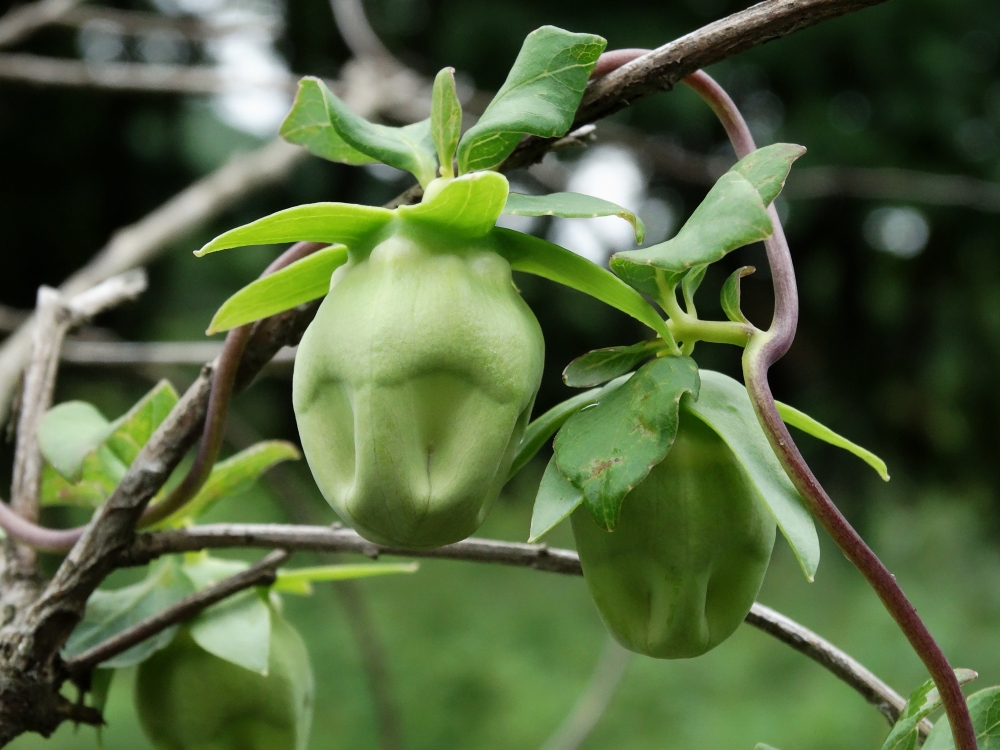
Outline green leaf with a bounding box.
[273,562,419,596]
[40,446,126,508]
[507,375,633,482]
[87,668,115,715]
[923,685,1000,750]
[158,441,301,527]
[279,77,378,166]
[189,590,271,674]
[776,401,890,481]
[298,76,438,186]
[37,401,111,481]
[685,370,819,581]
[681,264,708,310]
[721,266,755,324]
[881,669,978,750]
[562,341,662,388]
[431,67,462,178]
[731,143,806,206]
[503,192,645,243]
[489,228,675,346]
[63,558,195,668]
[181,553,250,589]
[207,245,348,334]
[610,172,772,299]
[456,26,606,173]
[528,456,584,542]
[195,202,394,256]
[754,745,783,750]
[554,355,700,531]
[105,380,179,467]
[398,171,509,239]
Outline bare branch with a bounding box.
[0,53,296,94]
[124,522,914,728]
[0,0,84,48]
[59,340,296,369]
[55,6,280,40]
[64,549,289,674]
[330,0,396,62]
[538,637,632,750]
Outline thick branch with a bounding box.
[63,550,288,674]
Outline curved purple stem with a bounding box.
[0,241,327,553]
[592,51,975,749]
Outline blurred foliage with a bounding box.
[3,0,1000,747]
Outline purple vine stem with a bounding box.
[669,59,974,749]
[0,241,327,553]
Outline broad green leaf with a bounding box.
[40,446,126,508]
[398,171,509,239]
[456,26,606,173]
[503,192,645,243]
[196,202,394,256]
[562,340,662,388]
[923,685,1000,750]
[207,245,348,334]
[528,457,584,542]
[189,590,271,674]
[299,76,438,186]
[507,375,633,482]
[554,355,700,531]
[731,143,806,206]
[63,558,195,668]
[37,401,111,481]
[685,370,819,580]
[181,553,250,589]
[431,67,462,178]
[721,266,755,324]
[776,401,890,481]
[159,441,301,527]
[105,380,179,467]
[273,562,419,596]
[881,670,978,750]
[279,77,378,165]
[681,264,708,309]
[610,172,772,299]
[489,228,675,345]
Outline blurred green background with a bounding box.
[3,0,1000,748]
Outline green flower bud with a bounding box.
[293,231,545,548]
[571,408,776,659]
[135,606,314,750]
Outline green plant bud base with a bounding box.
[572,409,776,659]
[293,231,545,548]
[135,607,314,750]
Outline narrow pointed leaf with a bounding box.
[279,77,378,165]
[207,245,348,334]
[562,340,662,388]
[721,266,755,324]
[554,355,700,531]
[880,669,978,750]
[528,457,584,542]
[610,172,772,298]
[776,401,889,481]
[273,563,419,596]
[503,192,645,243]
[489,228,675,345]
[923,685,1000,750]
[456,26,606,173]
[105,380,180,467]
[63,558,195,668]
[38,402,111,482]
[681,264,708,309]
[685,370,819,581]
[398,171,509,238]
[732,143,806,206]
[196,203,393,256]
[158,441,301,527]
[431,67,462,177]
[299,76,438,186]
[507,374,633,481]
[189,590,271,674]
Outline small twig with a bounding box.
[330,0,396,62]
[55,6,280,40]
[538,637,632,750]
[123,522,916,728]
[64,549,289,673]
[0,0,84,48]
[0,53,296,94]
[59,340,296,368]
